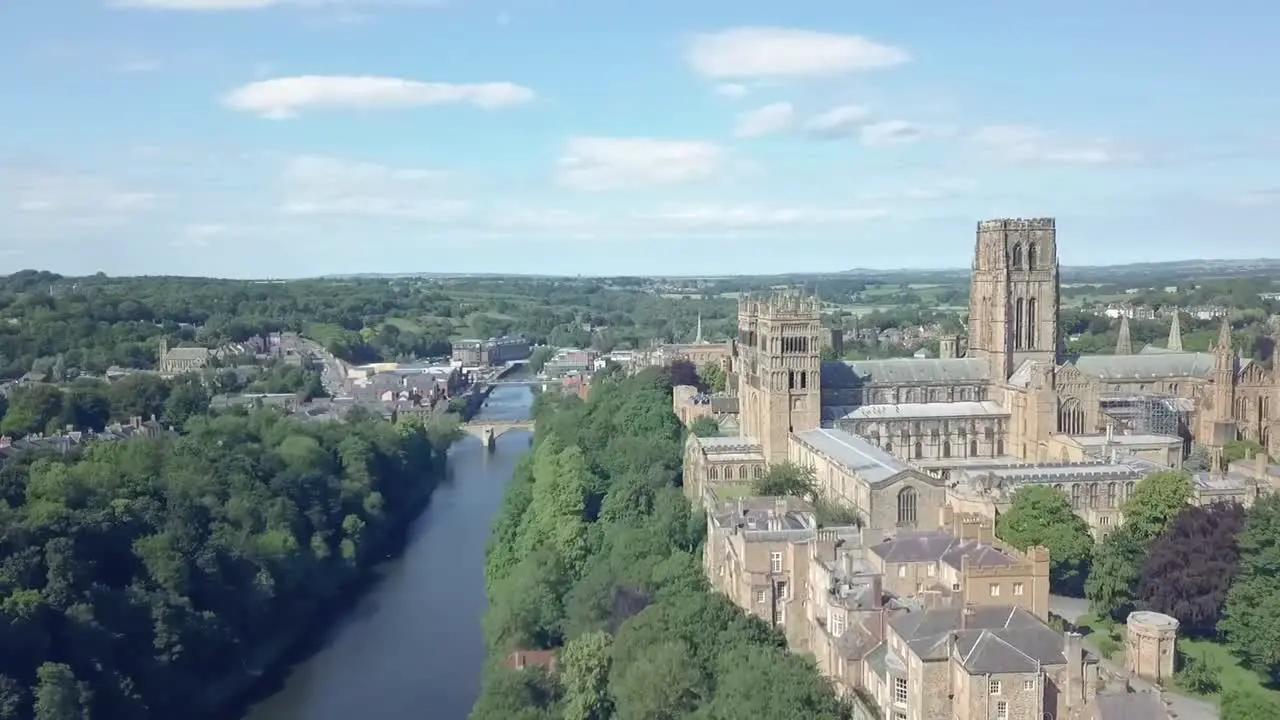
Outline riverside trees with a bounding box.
[473,368,851,720]
[0,408,453,719]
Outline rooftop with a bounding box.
[870,530,1018,571]
[1071,433,1182,447]
[822,357,990,388]
[792,428,912,486]
[891,605,1081,673]
[1073,352,1215,381]
[829,400,1007,422]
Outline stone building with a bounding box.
[157,338,211,377]
[1125,611,1179,684]
[684,217,1280,535]
[879,606,1097,720]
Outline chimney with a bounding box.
[961,602,976,630]
[1064,631,1083,706]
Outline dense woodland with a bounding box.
[993,456,1280,718]
[472,369,851,719]
[0,407,458,719]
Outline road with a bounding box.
[297,337,349,397]
[1049,595,1219,720]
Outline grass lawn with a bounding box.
[710,483,755,500]
[1072,612,1280,703]
[384,316,422,332]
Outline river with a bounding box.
[240,385,534,720]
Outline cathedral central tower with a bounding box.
[967,218,1061,381]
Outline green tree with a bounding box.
[996,485,1093,595]
[33,663,90,720]
[561,630,613,720]
[698,362,726,392]
[1221,495,1280,683]
[1085,524,1147,622]
[751,462,817,498]
[689,416,721,437]
[1122,470,1195,540]
[1220,688,1280,720]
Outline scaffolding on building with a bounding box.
[1098,393,1189,440]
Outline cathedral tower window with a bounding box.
[789,370,795,390]
[969,439,978,457]
[1058,399,1085,435]
[753,466,763,479]
[942,441,952,459]
[1012,242,1024,269]
[1015,298,1025,350]
[1026,298,1038,350]
[799,371,807,390]
[897,487,918,527]
[913,441,923,459]
[708,466,719,480]
[1027,242,1038,269]
[1107,483,1117,507]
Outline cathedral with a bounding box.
[684,217,1280,534]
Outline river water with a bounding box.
[241,385,534,720]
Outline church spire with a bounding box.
[1115,316,1132,355]
[695,313,703,344]
[1216,317,1233,355]
[1167,311,1183,352]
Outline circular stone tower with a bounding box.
[1125,611,1179,683]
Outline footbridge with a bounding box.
[461,420,535,449]
[484,378,563,386]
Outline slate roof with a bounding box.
[1093,690,1170,720]
[870,530,1018,571]
[165,347,211,360]
[890,605,1073,672]
[792,428,911,485]
[1072,352,1214,381]
[822,358,990,388]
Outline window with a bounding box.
[773,606,784,625]
[897,487,918,526]
[898,565,907,578]
[927,564,936,577]
[996,700,1008,719]
[756,590,766,604]
[1023,679,1036,691]
[989,680,1001,694]
[770,551,782,574]
[893,677,908,706]
[989,583,1001,597]
[894,713,907,720]
[1013,582,1024,596]
[1100,516,1111,526]
[830,612,845,637]
[952,583,961,591]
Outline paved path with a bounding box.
[1049,595,1220,720]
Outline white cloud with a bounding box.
[556,137,725,191]
[222,75,536,119]
[714,83,749,98]
[861,120,930,147]
[636,205,886,228]
[734,102,795,138]
[970,125,1136,165]
[1227,189,1280,207]
[804,104,871,139]
[0,167,158,217]
[278,154,465,220]
[688,28,909,80]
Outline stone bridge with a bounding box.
[460,420,535,447]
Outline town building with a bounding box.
[450,336,531,367]
[157,337,211,377]
[684,217,1280,536]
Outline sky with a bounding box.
[2,0,1279,278]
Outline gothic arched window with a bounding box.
[1027,242,1038,268]
[1071,484,1082,508]
[1012,242,1024,269]
[1058,398,1085,435]
[969,439,978,457]
[708,466,719,481]
[913,441,923,459]
[942,440,951,458]
[739,465,748,480]
[897,487,918,527]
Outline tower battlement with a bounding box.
[754,291,821,320]
[977,217,1056,231]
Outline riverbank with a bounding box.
[242,385,536,720]
[208,452,448,718]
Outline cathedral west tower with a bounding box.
[967,218,1061,381]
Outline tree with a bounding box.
[1220,688,1280,720]
[560,630,613,720]
[1122,470,1195,541]
[698,362,726,392]
[1222,495,1280,682]
[668,360,701,389]
[689,416,721,438]
[1139,502,1245,637]
[996,485,1093,595]
[1086,524,1147,622]
[33,663,90,720]
[752,462,817,498]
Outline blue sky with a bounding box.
[2,0,1278,278]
